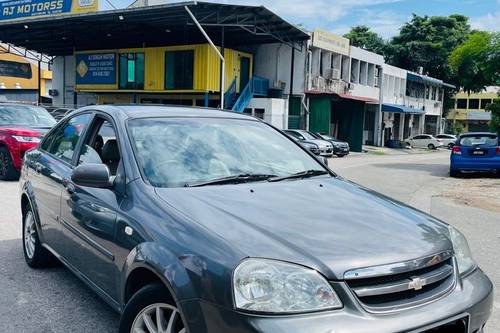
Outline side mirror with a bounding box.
[71,163,112,188]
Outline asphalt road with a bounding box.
[0,150,498,332]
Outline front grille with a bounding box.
[344,252,456,313]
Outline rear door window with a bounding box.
[48,114,92,164]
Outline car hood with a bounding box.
[304,139,331,147]
[0,126,50,136]
[155,177,451,280]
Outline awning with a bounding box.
[382,103,424,114]
[406,72,456,89]
[0,1,309,56]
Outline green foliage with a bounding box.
[344,26,386,54]
[449,32,499,92]
[451,122,464,135]
[385,14,470,82]
[487,98,500,135]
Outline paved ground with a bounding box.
[0,150,498,332]
[330,150,500,331]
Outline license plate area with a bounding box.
[409,314,469,333]
[472,150,485,155]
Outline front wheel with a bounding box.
[336,154,346,158]
[427,143,435,150]
[0,146,19,180]
[120,283,186,333]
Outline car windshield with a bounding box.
[320,134,336,140]
[300,131,317,140]
[459,135,497,146]
[0,105,56,128]
[128,117,327,188]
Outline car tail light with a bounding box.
[452,146,461,155]
[496,146,500,155]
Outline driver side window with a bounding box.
[78,117,121,176]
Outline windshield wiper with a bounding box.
[185,173,278,187]
[268,169,329,182]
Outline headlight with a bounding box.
[233,259,342,313]
[449,226,476,276]
[12,135,41,143]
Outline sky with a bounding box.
[105,0,500,39]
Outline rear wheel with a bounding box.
[427,143,435,150]
[120,283,186,333]
[450,169,460,178]
[0,146,19,180]
[22,205,52,268]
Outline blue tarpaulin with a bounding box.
[382,103,424,114]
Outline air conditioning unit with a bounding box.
[272,80,286,90]
[49,89,59,97]
[324,68,341,80]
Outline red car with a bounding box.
[0,104,56,180]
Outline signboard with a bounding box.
[76,53,116,85]
[312,29,350,56]
[0,0,98,22]
[0,59,32,79]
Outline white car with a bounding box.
[435,134,457,149]
[405,134,444,149]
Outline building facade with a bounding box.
[446,87,499,133]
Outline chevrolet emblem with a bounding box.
[408,277,425,291]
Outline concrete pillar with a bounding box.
[399,113,405,140]
[419,114,426,134]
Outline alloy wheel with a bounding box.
[131,303,185,333]
[24,211,36,259]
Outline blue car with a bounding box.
[450,132,500,177]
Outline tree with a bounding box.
[344,26,386,54]
[487,99,500,135]
[449,32,500,92]
[386,14,470,82]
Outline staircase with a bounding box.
[224,76,269,112]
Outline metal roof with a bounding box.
[0,1,309,56]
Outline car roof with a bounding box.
[78,104,257,121]
[459,132,497,137]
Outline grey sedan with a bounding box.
[20,105,492,333]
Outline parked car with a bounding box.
[405,134,444,149]
[313,133,350,157]
[436,134,457,149]
[0,103,56,180]
[285,134,321,155]
[284,129,333,157]
[450,132,499,177]
[20,105,492,333]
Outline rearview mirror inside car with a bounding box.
[71,163,112,188]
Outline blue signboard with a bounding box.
[0,0,98,21]
[75,53,116,85]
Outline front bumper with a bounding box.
[180,269,493,333]
[319,147,333,157]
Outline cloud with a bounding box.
[470,12,500,32]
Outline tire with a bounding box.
[22,205,52,268]
[450,169,460,178]
[427,143,435,150]
[0,146,19,181]
[336,154,346,158]
[119,283,186,333]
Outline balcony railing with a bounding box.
[307,75,349,94]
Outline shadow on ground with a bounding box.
[0,238,119,333]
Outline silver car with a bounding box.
[284,129,333,157]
